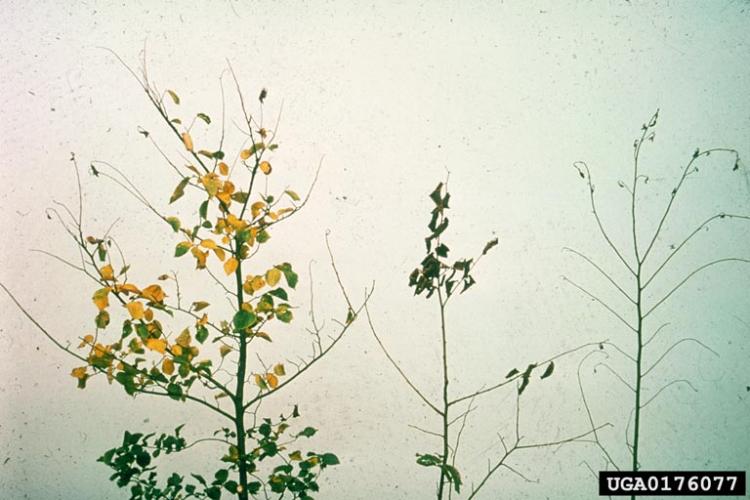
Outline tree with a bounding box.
[367,180,607,499]
[567,110,748,498]
[1,57,370,500]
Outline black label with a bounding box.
[599,471,746,496]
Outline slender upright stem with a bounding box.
[234,256,250,500]
[436,287,450,500]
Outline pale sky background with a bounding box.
[1,1,749,499]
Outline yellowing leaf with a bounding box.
[273,363,286,376]
[78,334,94,348]
[254,331,272,342]
[219,345,232,357]
[116,283,140,294]
[172,344,183,356]
[259,161,272,175]
[266,373,279,389]
[218,162,229,175]
[99,264,115,281]
[146,338,167,354]
[144,308,154,321]
[197,313,209,326]
[200,173,221,197]
[289,451,302,461]
[200,239,218,250]
[250,276,265,294]
[192,301,210,312]
[176,328,191,348]
[182,132,194,152]
[250,201,266,219]
[126,301,145,320]
[141,284,166,303]
[92,287,111,311]
[265,268,282,287]
[224,257,239,275]
[71,366,88,380]
[191,247,208,269]
[170,177,190,204]
[162,358,175,375]
[254,374,268,390]
[167,89,180,105]
[213,247,226,261]
[285,190,301,202]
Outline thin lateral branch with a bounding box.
[30,249,92,277]
[641,148,740,263]
[515,423,613,451]
[1,282,88,363]
[600,340,636,363]
[643,213,750,289]
[138,389,232,420]
[563,247,636,304]
[450,340,605,407]
[408,424,444,440]
[643,337,718,378]
[573,161,636,276]
[577,350,620,471]
[644,258,750,318]
[365,303,442,416]
[562,276,637,333]
[640,379,698,409]
[593,362,636,393]
[643,322,670,347]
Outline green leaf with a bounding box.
[231,191,248,203]
[197,113,211,124]
[416,453,441,467]
[505,368,519,379]
[167,383,183,401]
[170,177,190,204]
[232,310,256,331]
[175,242,191,257]
[214,469,229,485]
[167,90,180,105]
[199,199,209,220]
[320,453,339,466]
[256,229,270,244]
[284,189,300,201]
[540,361,555,379]
[196,325,209,344]
[95,310,110,329]
[296,427,317,438]
[442,464,462,493]
[268,288,288,301]
[278,263,298,289]
[166,216,181,232]
[205,486,221,500]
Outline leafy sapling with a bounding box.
[1,57,369,500]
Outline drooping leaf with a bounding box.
[482,237,499,255]
[192,301,210,312]
[182,132,194,152]
[196,112,211,124]
[540,361,555,379]
[284,190,300,202]
[167,90,180,105]
[170,177,190,204]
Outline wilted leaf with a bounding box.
[219,345,232,357]
[182,132,194,152]
[218,162,229,176]
[284,190,300,202]
[99,265,115,281]
[482,237,499,255]
[141,284,166,303]
[192,301,210,312]
[273,363,285,376]
[197,112,211,124]
[176,328,191,348]
[540,361,555,379]
[259,161,272,175]
[170,177,190,204]
[167,90,180,105]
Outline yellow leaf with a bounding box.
[145,338,167,354]
[99,264,115,281]
[213,247,226,261]
[266,373,278,389]
[289,450,302,461]
[172,344,183,356]
[218,162,229,176]
[144,308,154,321]
[285,190,301,202]
[141,284,166,303]
[176,328,191,348]
[250,201,266,219]
[273,363,285,376]
[249,275,265,294]
[200,173,221,197]
[126,301,145,320]
[224,257,239,276]
[92,287,111,311]
[191,247,208,269]
[259,161,272,175]
[200,239,218,250]
[78,334,94,348]
[240,149,251,160]
[254,331,272,342]
[219,345,232,357]
[162,358,175,375]
[116,283,140,294]
[71,366,87,380]
[265,268,281,287]
[182,132,194,152]
[197,313,209,326]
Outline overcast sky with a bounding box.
[1,1,749,498]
